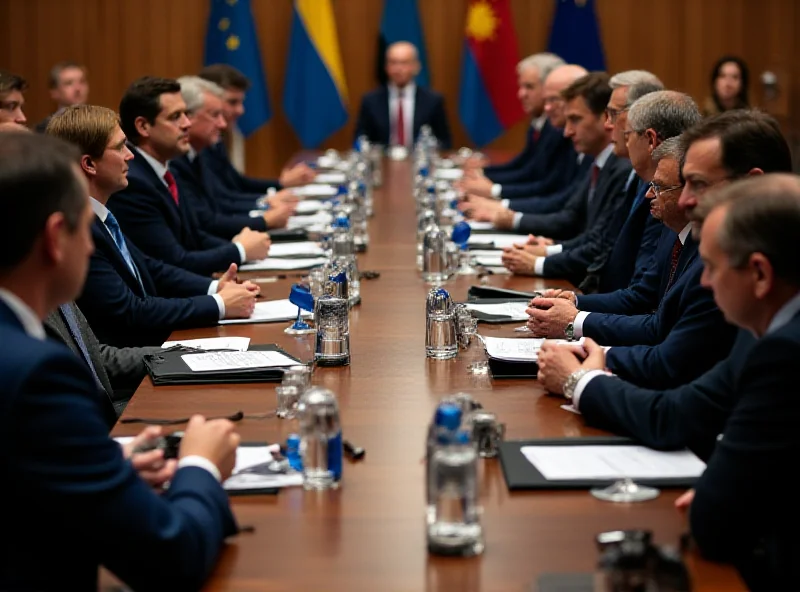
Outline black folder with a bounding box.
[143,344,304,386]
[487,356,539,379]
[460,298,531,324]
[267,228,309,243]
[467,285,539,300]
[499,437,701,491]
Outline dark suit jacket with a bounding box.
[77,216,221,347]
[108,145,242,275]
[515,151,630,242]
[578,180,662,294]
[483,121,541,181]
[0,300,236,591]
[205,140,279,196]
[540,161,634,286]
[170,153,268,239]
[689,311,800,591]
[508,156,594,215]
[354,85,452,149]
[584,233,738,388]
[487,120,578,199]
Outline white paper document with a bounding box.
[314,172,346,184]
[479,336,582,361]
[181,350,299,372]
[316,155,339,168]
[266,241,325,258]
[483,266,511,275]
[295,200,326,214]
[520,445,706,481]
[474,254,505,267]
[463,302,530,321]
[287,212,333,229]
[161,337,250,351]
[434,168,464,180]
[224,446,304,491]
[291,184,338,198]
[467,233,529,249]
[219,299,313,325]
[239,256,327,271]
[468,220,495,231]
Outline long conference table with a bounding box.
[109,157,744,591]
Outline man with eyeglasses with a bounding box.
[0,71,27,126]
[527,130,737,389]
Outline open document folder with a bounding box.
[219,299,313,325]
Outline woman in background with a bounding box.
[704,56,750,115]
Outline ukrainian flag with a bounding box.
[283,0,348,148]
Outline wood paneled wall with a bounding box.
[1,0,798,176]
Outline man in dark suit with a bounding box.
[47,104,258,347]
[538,174,800,590]
[171,75,296,240]
[0,70,27,126]
[0,131,240,591]
[108,77,271,275]
[34,61,89,133]
[354,41,451,149]
[199,63,316,201]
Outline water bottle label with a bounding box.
[328,431,343,481]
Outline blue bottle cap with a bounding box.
[434,404,462,431]
[455,431,472,445]
[451,221,471,245]
[287,434,300,448]
[328,269,347,284]
[336,184,348,196]
[289,283,314,311]
[434,287,450,299]
[332,214,351,229]
[419,166,429,177]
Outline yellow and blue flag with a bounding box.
[204,0,271,137]
[283,0,348,148]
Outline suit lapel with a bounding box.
[93,217,147,297]
[378,87,391,145]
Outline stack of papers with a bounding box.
[434,168,464,181]
[287,212,333,230]
[295,200,327,214]
[467,233,529,249]
[181,350,300,372]
[314,172,346,184]
[473,254,505,267]
[266,242,325,258]
[292,184,338,199]
[219,299,313,325]
[162,337,250,351]
[479,336,583,362]
[239,257,327,272]
[463,302,530,321]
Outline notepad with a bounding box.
[181,350,299,372]
[434,168,463,180]
[266,242,325,258]
[161,337,250,351]
[479,336,582,362]
[520,445,706,481]
[291,184,338,198]
[219,299,313,325]
[239,256,327,271]
[314,172,346,184]
[467,233,529,249]
[295,200,326,214]
[287,212,333,229]
[463,302,530,321]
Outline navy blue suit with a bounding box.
[170,153,268,239]
[205,140,278,198]
[486,120,578,199]
[583,232,737,387]
[689,311,800,591]
[578,181,662,294]
[108,146,242,276]
[508,156,593,215]
[0,301,236,590]
[77,216,221,347]
[482,122,542,181]
[354,85,452,149]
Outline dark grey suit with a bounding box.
[44,302,159,421]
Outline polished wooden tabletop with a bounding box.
[111,157,744,591]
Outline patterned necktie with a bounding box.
[396,89,406,147]
[164,170,179,204]
[104,211,145,292]
[665,238,683,292]
[59,304,104,390]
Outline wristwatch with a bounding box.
[564,321,575,341]
[563,369,591,401]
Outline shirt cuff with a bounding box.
[234,242,247,263]
[545,244,563,255]
[208,280,219,295]
[573,311,591,339]
[501,198,510,208]
[572,369,610,410]
[177,455,222,482]
[491,184,502,198]
[512,211,523,230]
[211,294,226,319]
[534,256,546,276]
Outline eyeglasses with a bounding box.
[605,106,629,124]
[648,181,684,198]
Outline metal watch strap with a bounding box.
[563,369,591,401]
[564,321,575,341]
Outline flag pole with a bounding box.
[231,126,246,173]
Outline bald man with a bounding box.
[354,41,451,149]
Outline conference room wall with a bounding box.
[1,0,796,177]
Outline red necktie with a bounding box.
[163,170,179,205]
[665,238,683,292]
[590,164,600,188]
[396,89,405,147]
[532,128,540,143]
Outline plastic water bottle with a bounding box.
[286,434,303,472]
[297,387,343,490]
[427,429,484,557]
[426,404,462,524]
[330,215,360,305]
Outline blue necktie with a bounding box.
[59,304,104,391]
[104,211,144,292]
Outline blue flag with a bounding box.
[546,0,606,71]
[377,0,429,87]
[204,0,271,137]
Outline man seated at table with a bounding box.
[109,76,271,275]
[198,63,315,206]
[354,41,451,149]
[538,174,800,591]
[0,70,27,126]
[0,130,240,591]
[46,104,259,347]
[34,60,90,132]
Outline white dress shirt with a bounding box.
[0,288,46,340]
[388,83,415,147]
[132,146,247,264]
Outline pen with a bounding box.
[343,439,365,461]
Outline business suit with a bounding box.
[171,152,268,239]
[507,156,594,215]
[583,233,738,388]
[205,139,278,197]
[108,145,242,275]
[486,120,579,199]
[77,216,221,347]
[0,300,236,591]
[354,85,452,149]
[482,121,542,181]
[578,181,662,294]
[515,151,631,241]
[690,310,800,591]
[44,303,158,421]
